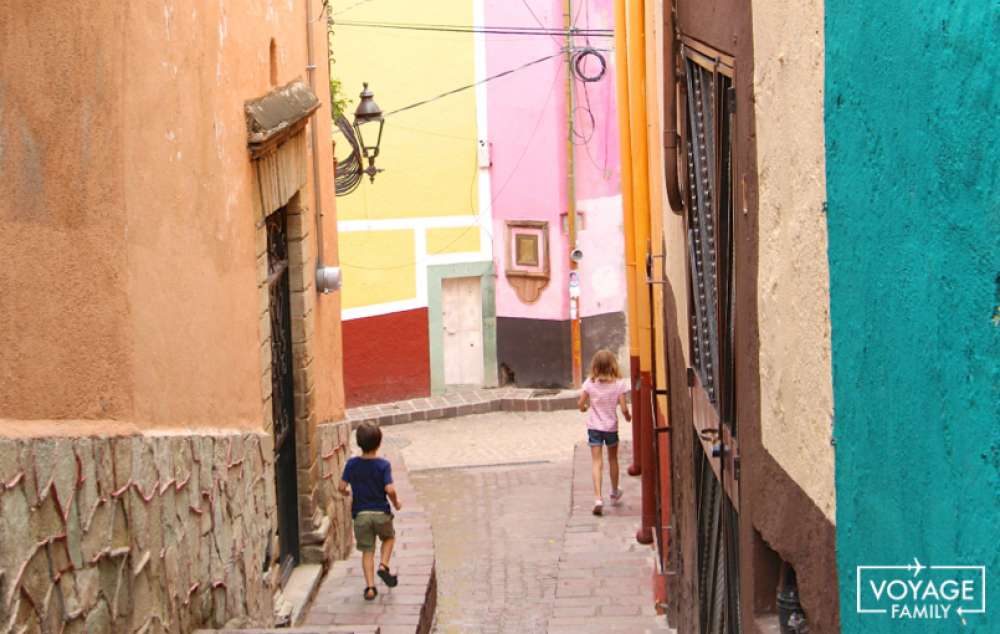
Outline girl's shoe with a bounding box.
[592,500,604,516]
[610,488,624,505]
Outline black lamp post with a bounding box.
[353,83,385,183]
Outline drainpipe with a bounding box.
[306,0,340,293]
[662,0,682,212]
[626,0,655,547]
[614,0,642,478]
[567,0,582,388]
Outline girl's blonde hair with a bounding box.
[589,349,621,381]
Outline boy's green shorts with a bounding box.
[353,511,395,552]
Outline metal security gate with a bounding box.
[681,42,741,634]
[266,205,300,582]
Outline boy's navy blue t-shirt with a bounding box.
[341,456,393,518]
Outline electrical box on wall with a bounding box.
[477,139,492,168]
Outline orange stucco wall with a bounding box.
[0,1,343,430]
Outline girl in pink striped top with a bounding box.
[577,349,632,516]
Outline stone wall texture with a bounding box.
[0,431,278,633]
[301,422,354,566]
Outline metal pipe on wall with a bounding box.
[305,0,332,291]
[625,0,656,547]
[566,0,583,388]
[662,0,683,212]
[613,0,643,478]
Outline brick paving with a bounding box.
[383,409,633,472]
[407,423,672,633]
[303,448,436,634]
[306,409,673,634]
[546,443,672,634]
[345,387,579,428]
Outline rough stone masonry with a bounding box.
[0,422,353,634]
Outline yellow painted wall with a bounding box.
[427,226,481,254]
[340,230,416,309]
[331,0,479,221]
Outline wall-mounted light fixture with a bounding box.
[353,83,385,183]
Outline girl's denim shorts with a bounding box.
[587,429,620,447]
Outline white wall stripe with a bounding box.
[338,215,481,232]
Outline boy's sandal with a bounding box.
[364,586,378,601]
[377,563,399,587]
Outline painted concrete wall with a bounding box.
[333,0,625,398]
[0,0,344,428]
[486,0,626,323]
[825,1,1000,631]
[752,0,836,523]
[332,0,496,403]
[332,0,489,321]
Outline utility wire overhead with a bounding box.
[382,50,568,117]
[332,19,614,37]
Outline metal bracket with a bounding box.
[645,252,671,286]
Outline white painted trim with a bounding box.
[338,215,480,232]
[425,253,492,267]
[342,298,426,321]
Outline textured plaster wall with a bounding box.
[751,0,836,522]
[0,0,344,427]
[332,0,477,222]
[0,3,133,420]
[825,1,1000,631]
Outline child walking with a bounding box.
[338,422,403,600]
[578,349,631,516]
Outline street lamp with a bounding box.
[353,82,384,183]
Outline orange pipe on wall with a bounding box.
[613,0,642,477]
[625,0,655,546]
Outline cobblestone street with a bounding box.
[383,410,673,634]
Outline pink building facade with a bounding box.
[486,0,627,387]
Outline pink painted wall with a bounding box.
[486,0,625,321]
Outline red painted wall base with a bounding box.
[343,308,430,407]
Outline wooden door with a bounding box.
[442,277,484,386]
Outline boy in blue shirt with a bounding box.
[338,422,402,600]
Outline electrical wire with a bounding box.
[332,19,613,38]
[338,67,562,271]
[334,114,363,196]
[383,50,568,118]
[332,0,377,16]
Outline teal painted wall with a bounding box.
[825,1,999,631]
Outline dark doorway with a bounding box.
[266,204,300,583]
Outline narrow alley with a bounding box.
[303,409,674,633]
[2,0,994,633]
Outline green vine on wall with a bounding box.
[327,15,351,121]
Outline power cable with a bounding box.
[383,50,568,118]
[338,67,563,271]
[332,19,613,38]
